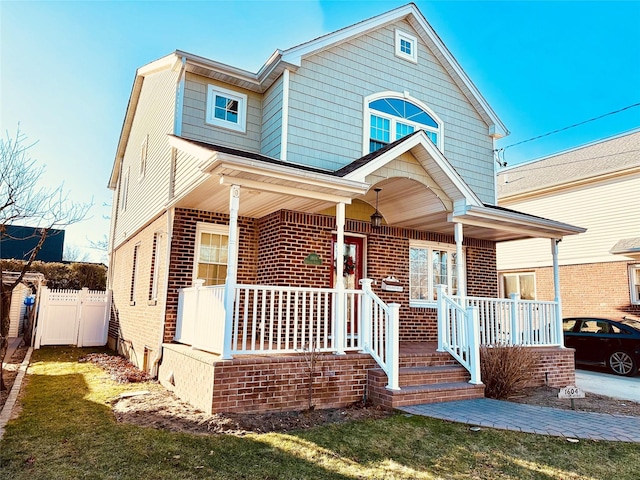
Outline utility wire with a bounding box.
[497,102,640,152]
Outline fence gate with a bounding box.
[35,287,112,349]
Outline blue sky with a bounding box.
[2,0,639,262]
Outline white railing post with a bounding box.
[466,306,482,384]
[76,288,88,348]
[509,293,520,345]
[222,185,240,360]
[386,303,401,390]
[334,202,346,355]
[551,238,564,347]
[359,279,373,353]
[436,284,447,351]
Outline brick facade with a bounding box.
[506,261,640,320]
[108,213,170,370]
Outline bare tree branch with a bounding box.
[1,126,92,390]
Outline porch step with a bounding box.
[398,365,470,387]
[367,365,485,409]
[399,351,460,368]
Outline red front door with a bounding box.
[332,236,364,334]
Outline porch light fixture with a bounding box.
[370,188,383,228]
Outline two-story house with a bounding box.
[108,4,584,414]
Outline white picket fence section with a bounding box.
[35,287,112,349]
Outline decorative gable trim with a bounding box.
[342,130,483,207]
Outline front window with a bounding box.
[194,223,229,286]
[366,95,441,153]
[630,264,640,304]
[206,85,247,132]
[502,272,536,300]
[410,242,462,305]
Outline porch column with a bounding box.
[551,238,564,347]
[334,202,346,355]
[222,184,240,359]
[454,222,466,300]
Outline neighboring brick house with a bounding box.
[497,129,640,320]
[108,4,583,414]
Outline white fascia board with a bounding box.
[343,131,483,206]
[281,3,415,66]
[454,205,587,237]
[211,155,369,195]
[218,175,354,204]
[137,53,182,77]
[109,74,145,189]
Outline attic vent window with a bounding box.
[206,85,247,133]
[395,29,417,63]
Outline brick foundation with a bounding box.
[526,346,576,388]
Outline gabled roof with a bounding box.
[498,128,640,200]
[110,3,508,189]
[168,133,583,241]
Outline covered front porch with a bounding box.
[160,132,584,412]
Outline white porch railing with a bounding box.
[437,285,562,385]
[174,279,400,390]
[436,285,481,384]
[463,294,560,347]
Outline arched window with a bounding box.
[365,93,442,154]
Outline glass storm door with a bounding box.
[332,236,364,335]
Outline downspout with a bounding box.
[151,57,185,376]
[151,207,174,377]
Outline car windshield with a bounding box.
[620,318,640,332]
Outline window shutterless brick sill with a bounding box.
[129,301,136,306]
[148,300,158,306]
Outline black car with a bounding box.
[563,317,640,376]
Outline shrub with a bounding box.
[480,344,539,399]
[0,259,107,290]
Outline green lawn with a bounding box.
[1,347,639,480]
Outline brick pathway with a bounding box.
[400,398,640,442]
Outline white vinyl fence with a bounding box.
[34,287,111,349]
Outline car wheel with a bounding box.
[608,351,638,376]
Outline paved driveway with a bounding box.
[576,369,640,402]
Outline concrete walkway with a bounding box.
[400,398,640,442]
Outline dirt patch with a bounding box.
[0,343,29,412]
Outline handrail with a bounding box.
[437,285,481,384]
[360,279,400,390]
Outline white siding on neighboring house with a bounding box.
[181,73,262,152]
[286,19,495,202]
[9,283,29,337]
[113,68,179,248]
[261,75,284,158]
[497,172,640,270]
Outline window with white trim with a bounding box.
[194,223,229,286]
[395,29,418,63]
[630,264,640,305]
[139,134,148,178]
[206,85,247,132]
[409,241,462,305]
[148,232,160,304]
[366,94,442,153]
[501,272,536,300]
[130,243,140,305]
[120,167,129,212]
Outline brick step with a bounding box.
[369,380,485,409]
[399,352,459,368]
[397,365,470,387]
